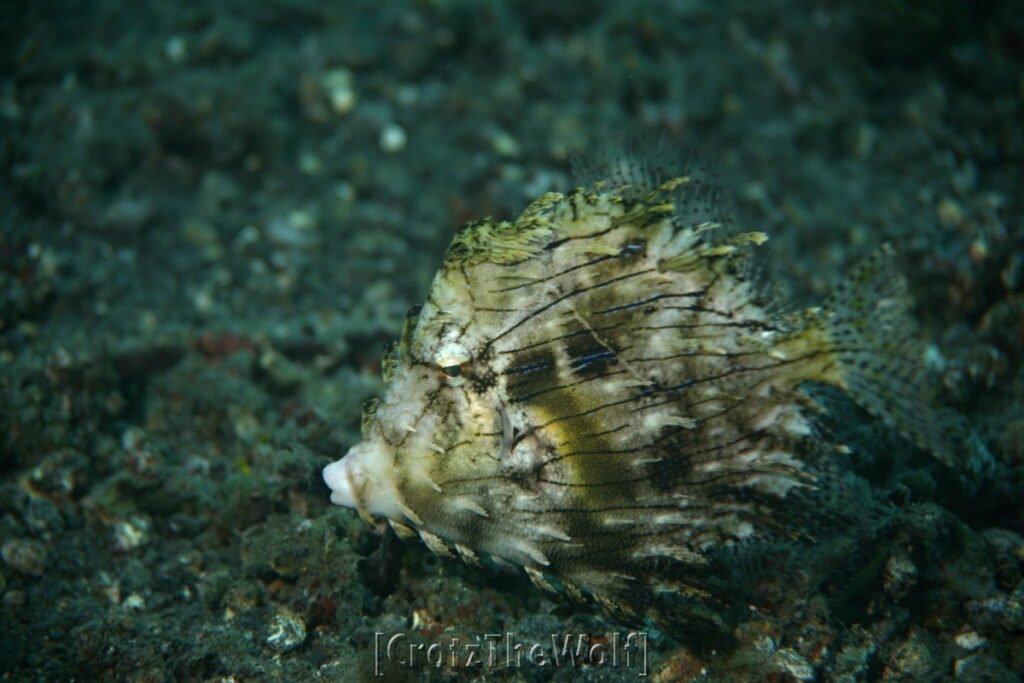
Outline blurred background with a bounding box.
[1,1,1022,679]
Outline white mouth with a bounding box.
[323,440,401,520]
[322,457,360,508]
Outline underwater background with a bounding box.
[1,0,1022,680]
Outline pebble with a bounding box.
[883,554,918,601]
[491,129,520,158]
[320,68,357,115]
[771,649,814,681]
[164,36,187,64]
[3,590,26,608]
[112,514,150,551]
[954,630,986,651]
[2,538,48,576]
[266,607,307,653]
[122,593,146,611]
[379,123,407,153]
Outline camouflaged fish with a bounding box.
[323,154,947,646]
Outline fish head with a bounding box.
[323,262,533,553]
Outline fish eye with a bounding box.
[434,342,471,367]
[434,342,472,382]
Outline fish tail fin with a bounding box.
[818,244,955,466]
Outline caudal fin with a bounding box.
[820,244,956,466]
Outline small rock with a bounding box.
[998,583,1024,631]
[379,123,407,153]
[112,514,150,551]
[882,627,939,680]
[491,129,520,158]
[221,580,263,613]
[320,68,357,115]
[122,593,146,612]
[954,630,986,651]
[266,606,307,653]
[771,648,814,681]
[1,538,48,576]
[164,36,187,64]
[883,554,917,600]
[3,589,27,608]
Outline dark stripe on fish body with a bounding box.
[498,324,621,356]
[491,252,631,294]
[488,267,658,344]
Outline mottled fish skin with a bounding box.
[324,166,940,645]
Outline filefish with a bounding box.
[322,152,947,646]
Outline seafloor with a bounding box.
[1,1,1022,681]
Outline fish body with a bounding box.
[323,161,940,645]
